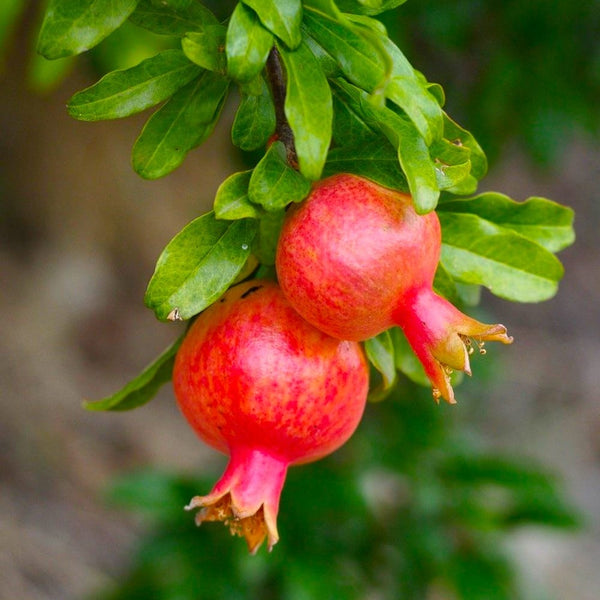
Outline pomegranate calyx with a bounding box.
[185,447,287,554]
[395,288,513,404]
[186,493,272,554]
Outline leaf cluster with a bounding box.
[34,0,574,410]
[93,383,581,599]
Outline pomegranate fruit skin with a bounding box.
[276,173,512,403]
[172,279,369,553]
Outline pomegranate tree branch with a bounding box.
[265,47,298,167]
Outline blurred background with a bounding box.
[1,1,599,598]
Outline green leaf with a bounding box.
[344,13,388,35]
[226,2,273,83]
[214,170,260,219]
[128,0,219,36]
[365,330,397,391]
[323,138,407,190]
[303,33,340,78]
[37,0,139,59]
[439,212,565,302]
[442,112,487,180]
[332,79,439,212]
[67,49,201,121]
[303,8,385,92]
[433,261,461,306]
[385,77,442,146]
[145,212,257,320]
[231,77,276,151]
[331,92,375,146]
[386,116,439,211]
[278,40,332,180]
[255,209,286,265]
[248,141,312,211]
[181,25,226,72]
[335,0,408,15]
[430,137,473,192]
[379,36,444,144]
[83,336,183,411]
[242,0,302,49]
[438,193,575,253]
[392,116,439,213]
[132,71,229,179]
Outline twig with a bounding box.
[265,47,298,168]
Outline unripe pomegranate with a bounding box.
[172,280,369,553]
[275,174,512,404]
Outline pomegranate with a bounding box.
[172,280,369,553]
[275,173,512,404]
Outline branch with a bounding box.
[265,47,298,168]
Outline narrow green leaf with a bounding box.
[303,33,340,78]
[335,0,408,15]
[365,331,397,390]
[332,79,439,212]
[214,170,260,219]
[439,212,565,302]
[385,77,442,145]
[248,141,312,211]
[303,0,341,19]
[435,162,473,193]
[68,49,201,121]
[226,2,273,83]
[426,81,445,106]
[379,36,443,144]
[430,137,473,192]
[242,0,302,49]
[442,112,487,180]
[438,193,575,253]
[182,25,226,72]
[433,261,461,306]
[83,336,183,411]
[37,0,139,59]
[145,212,258,320]
[394,118,439,213]
[132,71,229,179]
[128,0,218,36]
[323,138,407,191]
[303,8,385,92]
[278,40,332,180]
[331,92,375,146]
[231,77,276,151]
[255,209,286,265]
[345,13,388,35]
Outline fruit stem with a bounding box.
[265,47,298,167]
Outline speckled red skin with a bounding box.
[277,173,440,340]
[173,280,368,552]
[276,174,512,403]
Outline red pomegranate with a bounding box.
[275,174,512,403]
[172,280,369,553]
